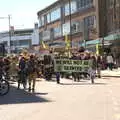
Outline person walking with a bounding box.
[106,54,114,70]
[18,56,27,89]
[96,55,102,78]
[27,55,38,92]
[9,57,18,81]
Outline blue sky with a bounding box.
[0,0,57,32]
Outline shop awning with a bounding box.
[80,39,100,46]
[80,33,120,46]
[104,33,120,41]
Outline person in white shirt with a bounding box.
[106,54,114,70]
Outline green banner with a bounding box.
[54,59,91,72]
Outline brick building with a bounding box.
[37,0,120,53]
[37,0,98,50]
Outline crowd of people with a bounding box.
[54,49,117,82]
[0,48,117,91]
[0,54,40,92]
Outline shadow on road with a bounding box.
[0,85,50,105]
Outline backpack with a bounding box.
[26,60,35,73]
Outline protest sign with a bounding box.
[54,59,91,72]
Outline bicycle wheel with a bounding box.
[0,79,10,96]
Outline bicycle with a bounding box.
[0,73,10,96]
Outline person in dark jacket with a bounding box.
[18,57,27,89]
[56,72,60,84]
[27,55,38,92]
[96,55,102,78]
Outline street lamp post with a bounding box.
[68,0,72,49]
[0,15,11,54]
[8,15,12,54]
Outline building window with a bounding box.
[19,40,29,46]
[42,30,50,41]
[71,21,81,34]
[77,0,93,10]
[51,8,61,22]
[47,13,51,23]
[109,0,114,8]
[64,1,77,16]
[39,32,43,41]
[65,3,70,16]
[38,15,45,27]
[38,18,42,27]
[86,15,96,27]
[41,16,45,26]
[53,26,62,38]
[62,22,70,35]
[71,1,77,14]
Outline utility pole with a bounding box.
[68,0,72,49]
[8,15,11,54]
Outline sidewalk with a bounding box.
[101,68,120,77]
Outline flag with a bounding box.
[65,35,70,50]
[41,40,49,49]
[96,44,99,55]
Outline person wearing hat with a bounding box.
[27,54,38,92]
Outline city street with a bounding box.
[0,71,120,120]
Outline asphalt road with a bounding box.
[0,76,120,120]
